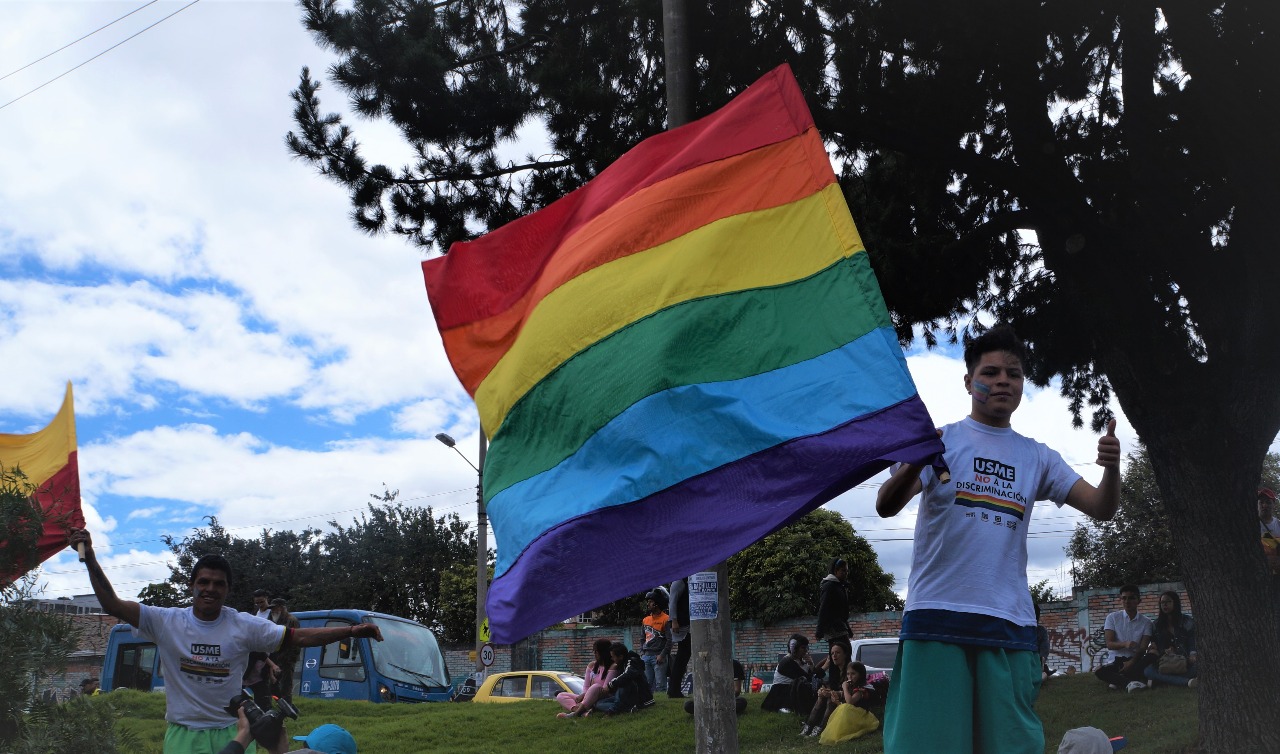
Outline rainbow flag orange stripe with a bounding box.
[423,65,944,643]
[0,383,85,583]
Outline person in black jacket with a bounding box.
[760,633,816,715]
[595,642,655,715]
[666,576,692,698]
[816,558,851,650]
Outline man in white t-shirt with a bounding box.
[70,528,383,754]
[876,325,1121,754]
[1094,584,1153,690]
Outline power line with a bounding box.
[0,0,201,112]
[0,0,160,83]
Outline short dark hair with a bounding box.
[253,589,269,598]
[1119,584,1140,597]
[831,558,847,573]
[80,677,98,687]
[609,641,628,657]
[963,325,1029,374]
[190,553,233,587]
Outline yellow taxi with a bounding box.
[472,670,585,703]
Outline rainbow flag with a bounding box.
[0,382,84,585]
[422,65,943,643]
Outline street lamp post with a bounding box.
[435,431,488,674]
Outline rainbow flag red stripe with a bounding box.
[423,65,943,643]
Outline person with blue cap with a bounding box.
[293,724,357,754]
[217,709,357,754]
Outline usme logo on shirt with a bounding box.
[972,457,1015,483]
[190,644,222,656]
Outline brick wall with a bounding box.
[37,613,122,701]
[445,582,1189,683]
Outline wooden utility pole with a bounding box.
[475,431,488,674]
[662,2,738,751]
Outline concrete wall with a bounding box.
[446,582,1189,683]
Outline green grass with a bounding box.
[96,675,1199,753]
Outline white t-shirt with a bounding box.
[904,417,1081,627]
[137,604,285,729]
[1103,609,1153,663]
[1261,517,1280,538]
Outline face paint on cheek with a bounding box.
[972,380,991,403]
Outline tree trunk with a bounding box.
[1108,361,1280,753]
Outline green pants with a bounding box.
[163,722,253,754]
[883,639,1043,754]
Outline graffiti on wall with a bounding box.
[1044,625,1108,671]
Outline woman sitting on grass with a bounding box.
[1143,590,1198,688]
[815,662,882,745]
[800,640,851,738]
[839,661,875,708]
[557,638,617,718]
[594,642,655,715]
[760,633,816,715]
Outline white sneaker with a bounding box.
[799,724,811,737]
[1126,681,1147,693]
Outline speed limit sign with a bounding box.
[480,642,496,667]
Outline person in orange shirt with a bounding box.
[640,590,671,692]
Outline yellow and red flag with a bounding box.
[0,382,84,584]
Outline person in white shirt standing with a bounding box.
[876,325,1121,754]
[1094,584,1154,691]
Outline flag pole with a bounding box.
[661,3,739,751]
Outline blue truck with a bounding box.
[101,609,452,702]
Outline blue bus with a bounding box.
[102,609,452,703]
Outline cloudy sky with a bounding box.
[4,1,1251,614]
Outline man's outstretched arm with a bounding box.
[68,529,141,627]
[286,622,384,648]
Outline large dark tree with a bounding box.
[289,2,1280,747]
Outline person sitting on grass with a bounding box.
[557,638,617,718]
[594,642,655,715]
[839,661,875,709]
[683,659,748,716]
[760,634,816,715]
[800,639,851,738]
[815,661,883,745]
[1095,584,1154,691]
[1143,590,1198,689]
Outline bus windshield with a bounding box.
[368,616,451,689]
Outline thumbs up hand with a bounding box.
[1096,418,1120,469]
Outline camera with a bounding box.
[225,691,299,749]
